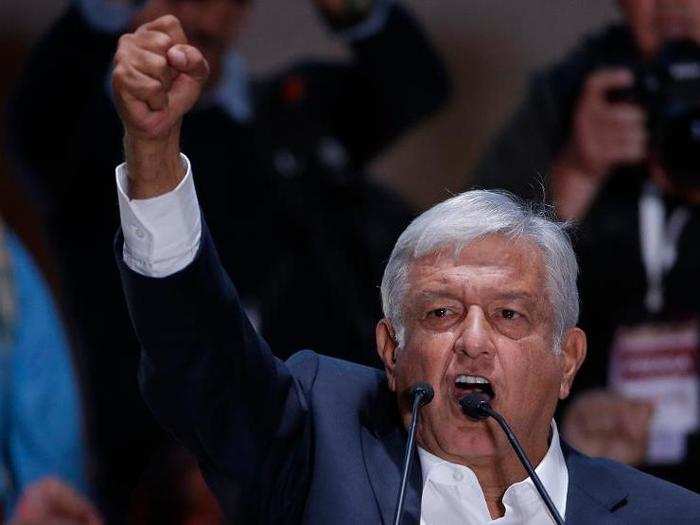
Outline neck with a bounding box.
[473,438,549,519]
[424,423,551,519]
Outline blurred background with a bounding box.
[0,1,619,245]
[7,0,700,523]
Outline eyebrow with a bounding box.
[412,289,540,308]
[416,288,536,298]
[492,291,537,302]
[414,290,461,303]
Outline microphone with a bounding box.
[393,382,434,525]
[459,393,564,525]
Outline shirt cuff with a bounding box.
[116,154,202,278]
[76,0,137,34]
[336,0,393,42]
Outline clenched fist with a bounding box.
[112,15,209,198]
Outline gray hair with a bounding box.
[380,190,579,353]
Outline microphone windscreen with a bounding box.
[410,382,434,406]
[459,392,491,420]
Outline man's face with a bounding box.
[619,0,700,57]
[133,0,252,86]
[377,235,585,465]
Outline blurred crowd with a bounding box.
[0,0,699,522]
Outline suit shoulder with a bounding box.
[287,350,383,382]
[286,350,385,399]
[588,455,700,517]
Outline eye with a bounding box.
[500,309,520,320]
[421,305,463,330]
[492,307,530,339]
[429,307,450,318]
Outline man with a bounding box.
[112,16,700,522]
[471,0,700,491]
[8,0,448,514]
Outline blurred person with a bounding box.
[105,30,700,518]
[0,221,88,517]
[472,0,700,491]
[9,477,102,525]
[6,0,449,518]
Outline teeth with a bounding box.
[455,374,490,385]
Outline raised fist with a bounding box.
[112,14,209,142]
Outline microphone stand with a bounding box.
[393,383,433,525]
[460,394,565,525]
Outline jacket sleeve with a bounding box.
[325,3,451,168]
[116,221,314,522]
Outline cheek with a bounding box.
[521,355,563,407]
[396,334,454,385]
[394,350,429,388]
[500,340,561,397]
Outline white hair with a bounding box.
[380,190,579,353]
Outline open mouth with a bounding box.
[453,375,495,402]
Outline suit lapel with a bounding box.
[359,383,423,525]
[562,442,628,525]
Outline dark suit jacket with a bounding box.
[118,224,700,524]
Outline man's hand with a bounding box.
[551,69,647,219]
[562,389,654,466]
[10,477,103,525]
[112,15,209,198]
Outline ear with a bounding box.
[558,327,587,400]
[376,319,399,392]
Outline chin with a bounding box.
[438,422,500,462]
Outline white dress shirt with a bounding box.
[418,422,568,524]
[116,155,201,278]
[115,156,569,524]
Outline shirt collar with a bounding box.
[417,420,568,519]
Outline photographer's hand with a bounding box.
[552,68,646,219]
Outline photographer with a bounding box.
[472,0,700,492]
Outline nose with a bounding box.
[454,306,495,360]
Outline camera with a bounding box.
[608,40,700,188]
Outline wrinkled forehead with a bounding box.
[403,235,549,300]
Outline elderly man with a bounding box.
[112,16,700,523]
